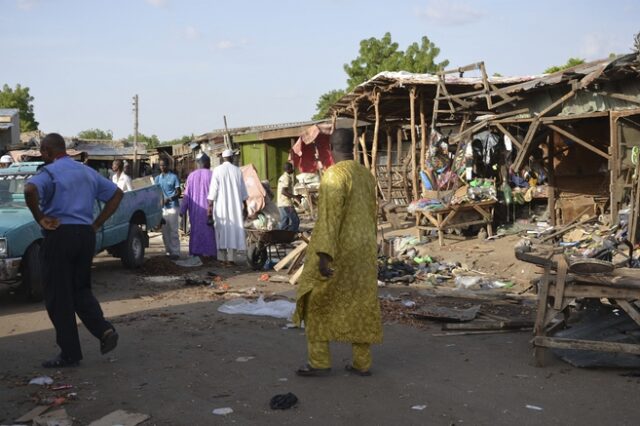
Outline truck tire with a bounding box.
[121,224,145,269]
[22,242,43,302]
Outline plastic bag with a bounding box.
[217,296,296,319]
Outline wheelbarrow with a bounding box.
[245,228,299,270]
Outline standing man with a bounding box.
[180,153,216,258]
[24,133,123,368]
[154,158,181,259]
[293,128,382,377]
[277,162,302,232]
[111,159,133,192]
[207,149,248,266]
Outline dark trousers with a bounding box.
[278,206,300,232]
[41,225,112,361]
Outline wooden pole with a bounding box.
[359,133,370,169]
[410,87,418,200]
[371,90,381,177]
[396,127,403,164]
[386,127,393,200]
[352,102,359,162]
[547,133,557,226]
[419,92,427,180]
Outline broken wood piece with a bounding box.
[442,319,534,331]
[432,328,532,337]
[273,242,307,272]
[88,409,150,426]
[15,406,50,423]
[411,304,480,322]
[33,408,72,426]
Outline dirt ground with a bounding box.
[1,230,638,425]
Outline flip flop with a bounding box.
[295,364,331,377]
[345,364,372,377]
[100,329,119,355]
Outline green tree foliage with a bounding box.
[544,57,585,74]
[0,84,39,132]
[127,133,161,148]
[314,32,448,118]
[163,134,194,146]
[312,89,346,121]
[77,128,113,140]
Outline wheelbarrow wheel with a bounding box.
[247,242,268,270]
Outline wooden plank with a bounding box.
[539,211,596,242]
[273,242,307,272]
[616,300,640,328]
[371,90,381,177]
[538,88,577,117]
[386,128,393,200]
[540,110,609,123]
[289,265,304,285]
[562,285,640,299]
[88,409,150,426]
[442,320,533,330]
[352,102,359,162]
[534,336,640,355]
[512,118,540,171]
[419,93,427,187]
[546,124,610,160]
[553,255,568,310]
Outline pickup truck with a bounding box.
[0,162,164,301]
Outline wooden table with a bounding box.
[415,200,496,246]
[516,250,640,366]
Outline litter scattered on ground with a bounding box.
[235,356,255,362]
[269,392,299,410]
[526,404,543,411]
[411,405,427,411]
[212,407,234,416]
[88,409,150,426]
[29,376,54,386]
[32,408,72,426]
[15,405,50,423]
[174,256,203,267]
[218,295,296,319]
[269,275,290,283]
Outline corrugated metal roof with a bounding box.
[196,119,328,142]
[0,109,19,116]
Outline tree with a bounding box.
[77,128,113,140]
[312,89,346,121]
[314,32,448,118]
[127,133,160,149]
[163,134,194,146]
[544,57,585,74]
[0,84,39,132]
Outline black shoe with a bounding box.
[100,329,119,355]
[295,364,331,377]
[42,355,80,369]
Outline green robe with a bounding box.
[293,160,383,344]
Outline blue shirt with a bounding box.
[154,172,180,208]
[28,156,118,225]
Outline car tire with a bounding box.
[22,242,43,302]
[121,224,145,269]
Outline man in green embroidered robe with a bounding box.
[293,128,383,376]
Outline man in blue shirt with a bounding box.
[154,158,181,259]
[24,133,124,368]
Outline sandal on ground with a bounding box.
[42,355,80,369]
[100,328,119,355]
[345,364,372,376]
[295,364,331,377]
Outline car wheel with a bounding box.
[121,224,145,269]
[22,242,43,302]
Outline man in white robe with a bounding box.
[207,149,248,265]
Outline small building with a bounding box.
[0,109,20,152]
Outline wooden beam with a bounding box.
[540,111,609,123]
[396,127,403,165]
[351,102,359,162]
[359,133,370,169]
[534,336,640,355]
[371,90,381,177]
[386,127,393,200]
[512,118,541,172]
[419,93,427,189]
[547,134,557,225]
[410,87,418,200]
[538,88,577,117]
[546,124,610,160]
[493,123,523,150]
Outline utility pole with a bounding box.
[132,94,139,178]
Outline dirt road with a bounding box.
[1,235,637,425]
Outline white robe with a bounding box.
[208,162,248,250]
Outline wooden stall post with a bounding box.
[386,127,393,200]
[410,87,419,200]
[396,128,403,163]
[547,133,557,225]
[419,92,428,180]
[371,90,381,177]
[352,102,359,162]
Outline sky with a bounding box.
[1,0,639,140]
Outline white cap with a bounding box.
[0,155,13,164]
[222,149,235,158]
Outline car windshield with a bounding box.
[0,174,31,207]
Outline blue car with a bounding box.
[0,162,164,301]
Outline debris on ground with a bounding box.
[212,407,233,416]
[218,295,296,319]
[87,409,150,426]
